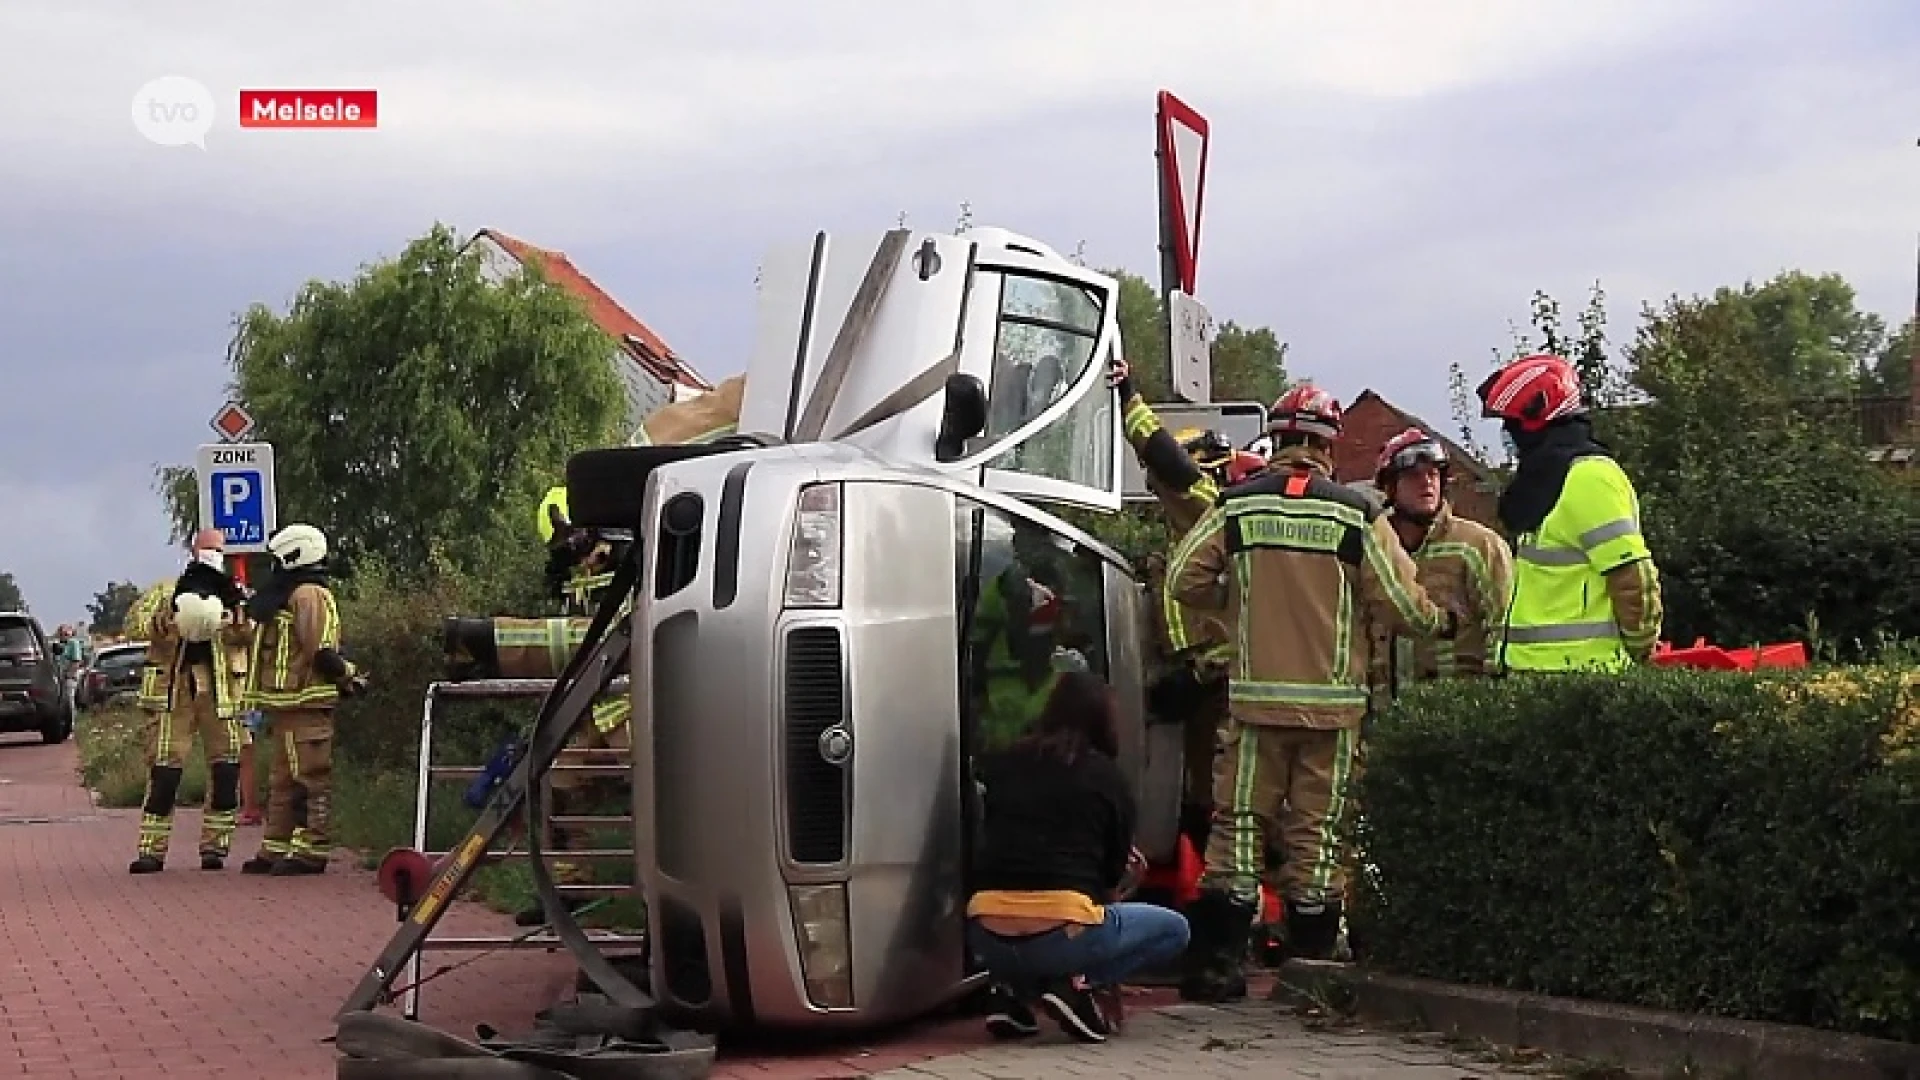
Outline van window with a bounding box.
[954,500,1109,755]
[980,275,1103,444]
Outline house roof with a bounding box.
[471,229,710,391]
[1345,389,1501,486]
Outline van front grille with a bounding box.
[783,627,847,864]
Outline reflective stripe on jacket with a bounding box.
[1503,455,1661,672]
[1120,393,1232,668]
[128,579,175,712]
[246,583,343,710]
[1167,450,1450,730]
[1371,503,1514,691]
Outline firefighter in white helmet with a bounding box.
[129,528,251,873]
[238,524,367,876]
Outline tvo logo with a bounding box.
[131,76,215,149]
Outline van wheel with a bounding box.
[40,714,72,744]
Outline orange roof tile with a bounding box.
[473,229,709,390]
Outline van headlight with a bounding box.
[783,483,842,608]
[788,883,853,1009]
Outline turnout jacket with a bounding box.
[246,581,349,711]
[1368,502,1514,698]
[1120,389,1232,665]
[1167,449,1452,731]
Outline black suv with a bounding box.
[0,612,75,743]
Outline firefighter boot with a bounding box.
[1284,897,1344,962]
[131,764,184,874]
[1178,889,1254,1003]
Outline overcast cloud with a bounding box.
[2,0,1916,626]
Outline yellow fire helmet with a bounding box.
[536,485,570,545]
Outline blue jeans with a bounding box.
[968,902,1191,990]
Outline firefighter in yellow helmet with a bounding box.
[1167,384,1457,1000]
[238,524,367,876]
[521,484,634,925]
[130,529,251,873]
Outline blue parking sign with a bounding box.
[196,442,278,553]
[211,471,264,545]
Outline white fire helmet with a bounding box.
[268,523,328,570]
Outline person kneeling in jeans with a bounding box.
[966,671,1192,1043]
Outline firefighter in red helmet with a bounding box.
[1166,383,1456,1000]
[1475,355,1661,672]
[1368,427,1514,691]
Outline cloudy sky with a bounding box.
[3,0,1916,626]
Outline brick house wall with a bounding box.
[1334,391,1504,530]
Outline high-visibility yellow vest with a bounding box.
[1503,456,1651,673]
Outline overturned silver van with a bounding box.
[596,226,1190,1031]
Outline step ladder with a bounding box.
[339,560,655,1023]
[395,675,648,1021]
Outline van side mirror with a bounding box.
[935,373,989,462]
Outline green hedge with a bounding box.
[1352,664,1920,1043]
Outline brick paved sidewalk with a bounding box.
[3,734,1527,1079]
[0,735,575,1079]
[868,1000,1534,1080]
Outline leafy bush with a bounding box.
[1353,664,1920,1042]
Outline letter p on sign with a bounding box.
[221,475,252,517]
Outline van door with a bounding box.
[953,253,1125,513]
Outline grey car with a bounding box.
[623,442,1180,1033]
[0,612,75,743]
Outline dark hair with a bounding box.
[1018,670,1120,763]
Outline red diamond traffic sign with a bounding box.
[210,401,255,443]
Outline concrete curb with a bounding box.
[1276,960,1920,1080]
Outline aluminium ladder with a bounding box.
[395,676,647,1021]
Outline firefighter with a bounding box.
[968,515,1064,753]
[1166,384,1458,1001]
[239,524,366,876]
[126,578,177,715]
[1109,356,1263,852]
[1475,354,1662,670]
[523,486,634,925]
[130,529,250,873]
[1369,428,1515,690]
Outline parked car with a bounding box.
[78,641,147,711]
[0,612,75,743]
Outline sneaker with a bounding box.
[1039,978,1110,1043]
[1091,983,1127,1034]
[982,986,1040,1040]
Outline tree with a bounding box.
[0,571,23,612]
[1866,316,1914,398]
[87,581,141,636]
[156,224,627,592]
